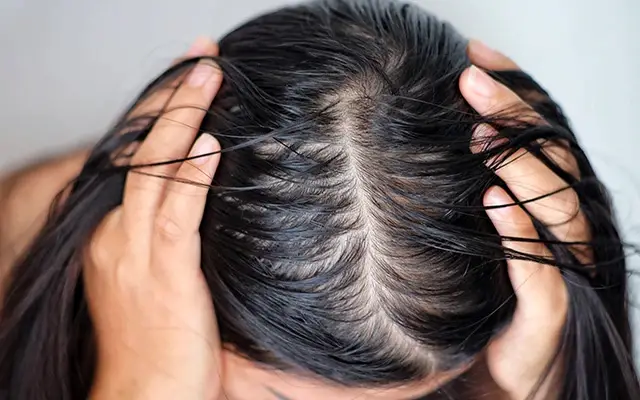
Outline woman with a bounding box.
[0,1,637,399]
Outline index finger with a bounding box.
[467,39,519,71]
[127,37,219,122]
[123,47,222,235]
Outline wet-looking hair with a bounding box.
[0,0,638,399]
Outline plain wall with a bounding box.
[1,0,638,364]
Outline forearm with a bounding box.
[0,149,90,282]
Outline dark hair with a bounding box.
[0,0,638,399]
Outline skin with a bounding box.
[0,38,589,399]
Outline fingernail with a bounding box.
[187,62,215,88]
[185,36,211,57]
[468,65,497,97]
[190,134,217,165]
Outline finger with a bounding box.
[154,134,220,247]
[467,39,519,71]
[178,36,219,64]
[128,37,218,122]
[485,187,567,313]
[123,60,222,233]
[87,207,127,271]
[467,40,556,108]
[484,186,567,394]
[115,38,217,168]
[493,141,586,244]
[461,65,541,124]
[462,67,589,251]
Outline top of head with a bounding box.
[197,0,527,386]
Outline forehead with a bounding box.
[218,351,473,400]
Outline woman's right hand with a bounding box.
[86,37,224,400]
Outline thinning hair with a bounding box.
[0,0,638,399]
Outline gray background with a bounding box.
[1,0,638,364]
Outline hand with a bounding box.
[86,37,223,400]
[461,41,590,399]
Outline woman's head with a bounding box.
[0,0,638,399]
[204,0,511,386]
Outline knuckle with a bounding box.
[154,213,184,242]
[180,162,212,186]
[87,211,121,269]
[88,236,109,269]
[556,187,581,220]
[152,112,181,131]
[496,92,541,124]
[535,185,580,228]
[543,141,580,178]
[126,167,168,192]
[159,102,202,127]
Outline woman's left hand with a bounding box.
[87,37,224,400]
[460,40,590,400]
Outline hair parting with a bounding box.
[1,1,638,399]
